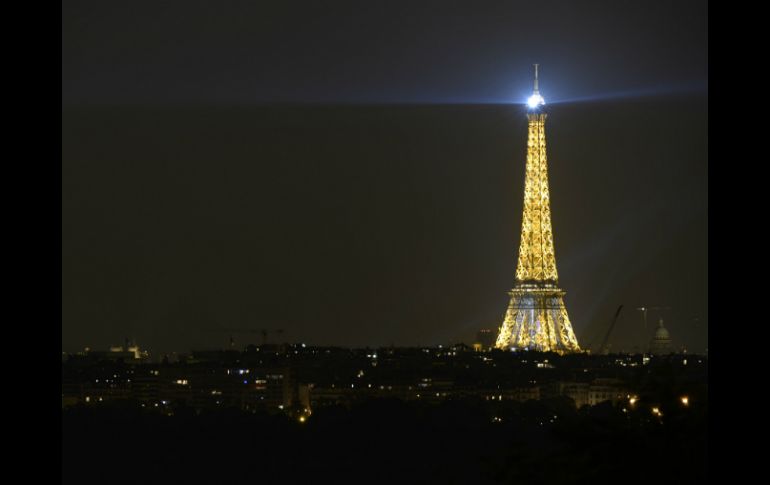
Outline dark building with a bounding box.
[474,329,497,351]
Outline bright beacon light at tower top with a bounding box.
[527,93,545,108]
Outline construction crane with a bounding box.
[596,305,624,355]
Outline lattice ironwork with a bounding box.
[515,113,558,283]
[495,285,580,353]
[495,72,581,353]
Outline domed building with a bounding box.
[649,317,672,354]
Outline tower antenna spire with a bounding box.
[527,64,545,108]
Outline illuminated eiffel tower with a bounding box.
[494,65,581,353]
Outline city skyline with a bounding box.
[62,3,707,484]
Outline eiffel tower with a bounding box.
[494,65,581,353]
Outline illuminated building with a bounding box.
[649,317,672,354]
[495,65,581,353]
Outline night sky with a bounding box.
[62,0,708,354]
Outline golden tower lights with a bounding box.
[495,65,581,353]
